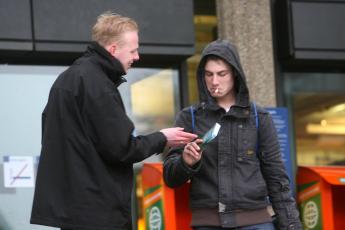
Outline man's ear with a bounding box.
[106,44,117,56]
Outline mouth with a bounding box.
[212,88,219,94]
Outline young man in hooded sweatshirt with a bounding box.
[163,40,302,230]
[30,12,196,230]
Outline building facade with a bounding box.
[215,0,345,167]
[1,0,345,229]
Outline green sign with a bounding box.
[299,183,322,229]
[144,186,165,230]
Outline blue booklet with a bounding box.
[200,123,221,149]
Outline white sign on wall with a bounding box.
[3,156,35,188]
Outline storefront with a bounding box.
[273,0,345,167]
[0,0,195,229]
[2,0,344,229]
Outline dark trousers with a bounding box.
[193,222,275,230]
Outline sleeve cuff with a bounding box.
[179,156,201,175]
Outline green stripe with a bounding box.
[144,185,161,196]
[298,181,318,191]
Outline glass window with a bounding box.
[187,14,217,104]
[119,68,180,164]
[120,68,179,134]
[119,68,180,230]
[0,65,180,230]
[284,72,345,166]
[0,65,67,230]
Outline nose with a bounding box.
[134,52,140,61]
[211,76,219,85]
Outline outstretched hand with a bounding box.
[160,127,197,148]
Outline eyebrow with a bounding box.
[131,47,139,53]
[204,69,230,74]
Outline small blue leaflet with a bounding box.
[200,123,221,149]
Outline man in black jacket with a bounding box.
[30,12,196,230]
[163,40,302,230]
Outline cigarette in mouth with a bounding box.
[215,88,219,94]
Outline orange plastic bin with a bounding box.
[141,162,192,230]
[297,166,345,230]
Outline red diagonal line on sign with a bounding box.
[10,163,28,185]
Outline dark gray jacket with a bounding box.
[163,40,301,229]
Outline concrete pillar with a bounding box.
[216,0,276,107]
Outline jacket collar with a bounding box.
[86,42,127,87]
[201,101,251,119]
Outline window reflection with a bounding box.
[293,93,345,166]
[118,68,180,230]
[118,68,179,136]
[286,72,345,167]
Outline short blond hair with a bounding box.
[91,11,138,47]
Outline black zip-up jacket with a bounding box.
[163,40,301,229]
[30,42,166,230]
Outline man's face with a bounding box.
[204,59,235,99]
[113,30,140,73]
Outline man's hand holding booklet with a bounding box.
[199,123,221,150]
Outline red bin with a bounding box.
[297,166,345,230]
[141,162,192,230]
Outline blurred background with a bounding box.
[1,0,345,229]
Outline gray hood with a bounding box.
[196,39,250,108]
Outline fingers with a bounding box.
[175,133,198,144]
[184,142,201,158]
[182,142,202,166]
[160,127,198,147]
[176,137,195,144]
[168,140,189,148]
[177,130,198,139]
[189,141,201,152]
[193,138,203,145]
[169,133,198,147]
[173,127,198,139]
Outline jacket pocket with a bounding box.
[237,126,259,161]
[233,163,268,205]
